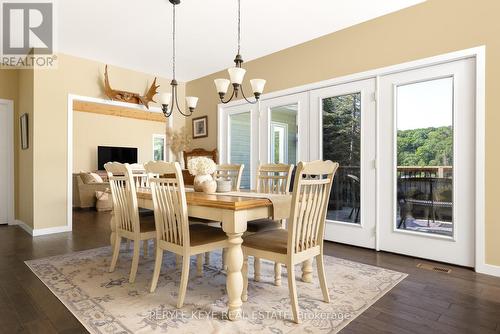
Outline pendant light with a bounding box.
[214,0,266,104]
[159,0,198,117]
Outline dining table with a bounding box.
[134,188,314,321]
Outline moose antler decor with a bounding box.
[103,65,160,109]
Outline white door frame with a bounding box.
[217,46,490,275]
[0,99,14,225]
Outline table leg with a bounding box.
[225,232,244,321]
[302,258,313,283]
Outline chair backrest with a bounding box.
[130,164,148,189]
[214,164,244,191]
[145,161,189,248]
[184,148,218,167]
[104,162,140,234]
[256,163,294,194]
[287,160,339,255]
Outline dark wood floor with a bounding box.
[1,210,499,333]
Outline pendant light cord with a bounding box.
[237,0,241,55]
[172,3,176,79]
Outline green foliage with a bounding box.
[397,126,453,166]
[322,93,361,166]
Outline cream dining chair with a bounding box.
[145,161,230,308]
[242,160,339,323]
[105,162,157,283]
[247,163,294,286]
[214,164,244,190]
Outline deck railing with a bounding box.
[329,165,453,211]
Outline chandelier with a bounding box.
[159,0,198,117]
[214,0,266,104]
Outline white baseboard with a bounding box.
[12,219,33,235]
[12,219,72,236]
[32,225,72,236]
[476,263,500,278]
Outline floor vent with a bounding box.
[417,263,452,273]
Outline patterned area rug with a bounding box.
[26,246,406,333]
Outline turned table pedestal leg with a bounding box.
[302,258,313,283]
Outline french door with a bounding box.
[310,79,377,249]
[378,58,475,267]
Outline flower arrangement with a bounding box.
[187,157,217,176]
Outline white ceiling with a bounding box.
[59,0,425,82]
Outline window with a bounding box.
[153,134,166,161]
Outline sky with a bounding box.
[397,77,453,131]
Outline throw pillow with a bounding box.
[90,172,104,183]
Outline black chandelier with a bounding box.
[214,0,266,104]
[159,0,198,117]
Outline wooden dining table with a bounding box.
[135,188,314,321]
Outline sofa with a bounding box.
[73,172,111,209]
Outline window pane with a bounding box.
[396,77,453,237]
[230,112,251,189]
[270,104,297,165]
[153,137,164,161]
[322,93,361,224]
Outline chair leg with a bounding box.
[316,254,330,303]
[242,255,249,302]
[286,263,301,324]
[205,252,210,266]
[129,239,141,283]
[150,247,163,293]
[143,240,148,257]
[254,257,261,282]
[196,254,203,277]
[274,262,282,286]
[177,255,191,308]
[109,235,121,272]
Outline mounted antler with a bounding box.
[139,78,160,108]
[103,65,160,109]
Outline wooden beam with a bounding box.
[73,100,165,123]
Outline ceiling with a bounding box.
[59,0,425,82]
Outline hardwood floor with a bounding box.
[0,210,499,333]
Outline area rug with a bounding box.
[26,246,406,334]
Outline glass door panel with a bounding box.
[259,93,309,167]
[322,93,361,224]
[396,77,454,237]
[270,104,298,165]
[229,112,251,189]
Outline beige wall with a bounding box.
[0,68,34,228]
[32,53,183,230]
[73,112,165,172]
[186,0,500,266]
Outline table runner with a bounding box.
[218,191,292,220]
